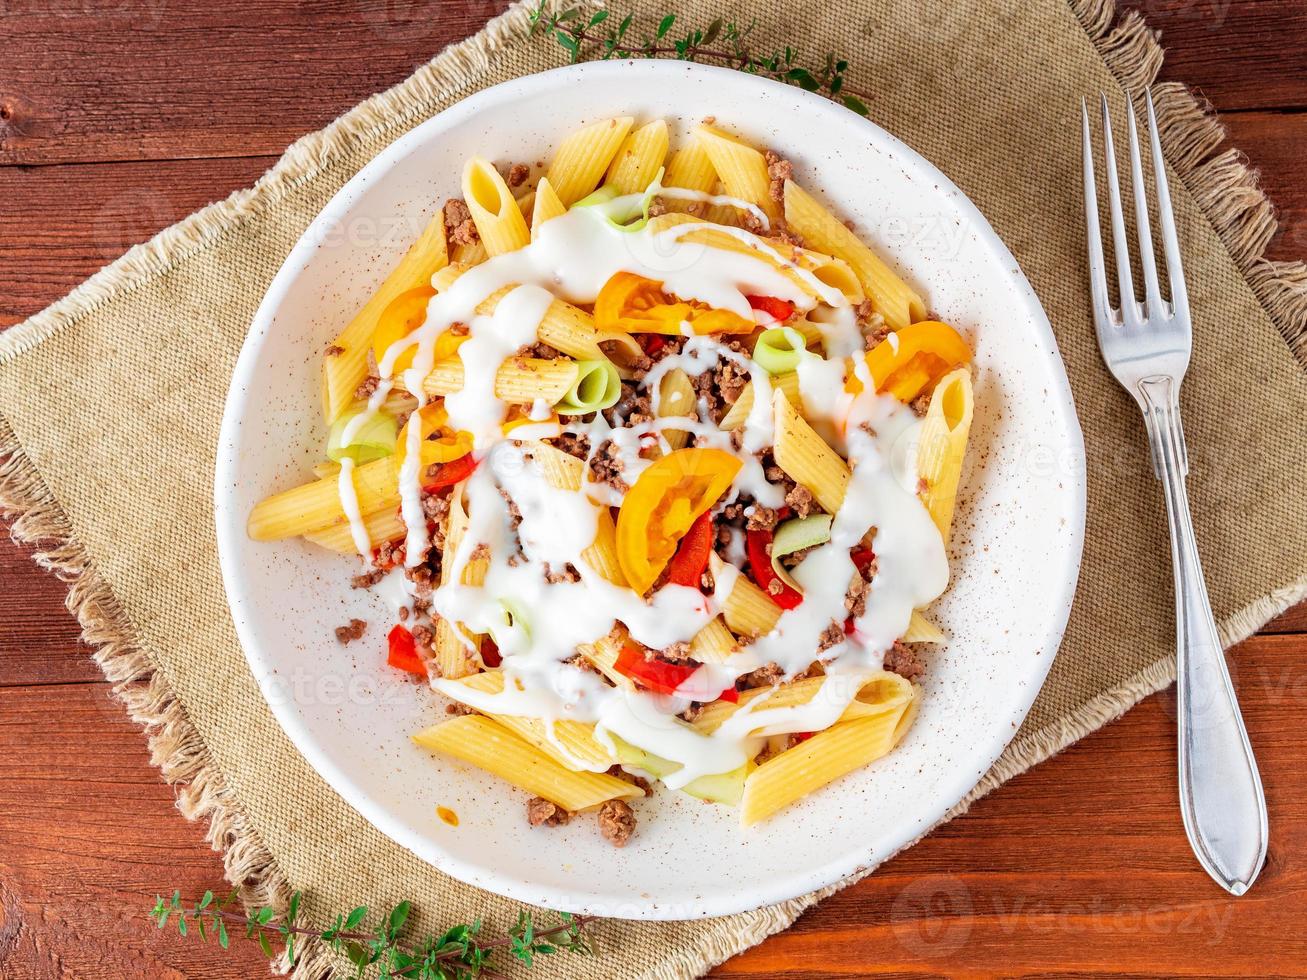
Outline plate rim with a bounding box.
[215,58,1087,919]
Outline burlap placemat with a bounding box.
[2,0,1305,976]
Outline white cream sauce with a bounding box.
[347,195,948,787]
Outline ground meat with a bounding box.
[690,342,750,420]
[405,562,435,597]
[817,620,846,653]
[910,393,931,417]
[784,484,817,518]
[410,622,434,653]
[745,505,784,532]
[844,573,870,619]
[719,502,746,526]
[647,196,668,217]
[566,653,597,673]
[597,798,636,847]
[422,488,451,520]
[507,162,530,187]
[608,768,653,796]
[864,319,892,351]
[350,568,386,590]
[516,341,562,360]
[883,640,927,681]
[324,343,344,356]
[374,540,405,569]
[543,562,581,584]
[549,432,591,460]
[397,605,409,622]
[660,641,693,663]
[498,487,522,531]
[527,797,570,827]
[765,150,794,204]
[679,702,706,723]
[601,381,655,427]
[741,209,766,234]
[737,662,783,689]
[469,542,490,562]
[334,618,366,644]
[412,596,431,616]
[354,374,380,400]
[775,224,804,249]
[444,701,475,716]
[587,439,630,493]
[443,198,479,245]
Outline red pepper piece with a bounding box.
[717,686,739,703]
[637,333,667,356]
[666,511,714,589]
[746,527,803,610]
[387,624,426,677]
[850,547,876,573]
[746,295,796,322]
[480,636,502,669]
[792,731,815,743]
[614,644,698,695]
[423,453,477,491]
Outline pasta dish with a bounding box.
[247,116,975,845]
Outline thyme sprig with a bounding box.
[149,889,595,979]
[527,2,871,115]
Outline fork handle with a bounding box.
[1139,376,1268,895]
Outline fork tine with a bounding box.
[1081,98,1117,341]
[1100,94,1141,327]
[1145,88,1189,321]
[1126,94,1165,319]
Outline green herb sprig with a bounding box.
[149,889,595,979]
[527,2,871,116]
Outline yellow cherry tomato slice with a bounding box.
[848,320,972,403]
[397,404,473,468]
[595,271,753,336]
[371,285,436,374]
[615,447,742,595]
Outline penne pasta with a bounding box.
[782,180,926,330]
[692,670,914,735]
[530,176,567,239]
[546,116,634,206]
[740,704,911,824]
[303,506,405,554]
[694,123,779,222]
[446,670,616,771]
[421,356,579,405]
[462,156,531,256]
[412,714,643,810]
[605,119,670,195]
[260,118,979,830]
[718,371,802,431]
[772,388,851,514]
[322,207,448,422]
[656,367,696,451]
[915,368,974,542]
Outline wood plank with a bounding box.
[713,633,1307,978]
[0,155,276,328]
[0,1,1302,168]
[0,0,510,166]
[1118,0,1307,111]
[0,634,1300,978]
[0,538,97,687]
[3,112,1304,330]
[0,681,271,979]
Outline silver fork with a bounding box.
[1082,90,1268,895]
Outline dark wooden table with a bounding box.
[2,2,1304,976]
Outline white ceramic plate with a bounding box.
[216,61,1085,920]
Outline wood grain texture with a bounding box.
[1,2,1304,978]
